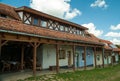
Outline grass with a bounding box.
[17,64,120,81]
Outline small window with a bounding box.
[59,50,66,59]
[33,17,38,26]
[41,20,47,27]
[0,14,7,18]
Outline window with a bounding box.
[0,14,7,18]
[33,17,38,26]
[110,44,117,48]
[41,20,47,27]
[59,50,66,59]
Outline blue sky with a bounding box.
[1,0,120,44]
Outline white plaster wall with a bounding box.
[108,56,112,64]
[59,46,73,66]
[42,45,73,69]
[18,12,23,19]
[115,53,119,62]
[96,51,103,65]
[42,44,56,69]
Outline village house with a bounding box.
[100,39,120,66]
[0,3,119,76]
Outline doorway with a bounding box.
[67,51,72,67]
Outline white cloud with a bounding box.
[110,24,120,30]
[82,23,103,37]
[65,8,81,19]
[105,32,120,37]
[30,0,81,19]
[110,38,120,45]
[90,0,108,8]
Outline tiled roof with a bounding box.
[100,39,120,52]
[0,3,20,20]
[113,48,120,52]
[0,17,103,45]
[100,39,112,44]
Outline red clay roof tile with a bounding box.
[0,3,20,20]
[0,17,103,45]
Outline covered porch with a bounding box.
[0,32,104,76]
[0,32,77,75]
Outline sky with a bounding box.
[0,0,120,44]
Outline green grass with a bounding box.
[17,64,120,81]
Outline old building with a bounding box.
[0,3,118,76]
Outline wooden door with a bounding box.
[68,51,72,67]
[112,56,115,63]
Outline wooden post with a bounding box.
[56,44,59,73]
[107,52,109,65]
[33,42,37,76]
[30,42,40,76]
[94,47,97,68]
[72,45,75,71]
[111,51,113,66]
[84,46,86,70]
[102,48,105,68]
[21,45,24,70]
[0,39,1,58]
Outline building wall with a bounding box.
[104,52,109,65]
[96,51,103,66]
[108,56,112,64]
[76,47,94,67]
[115,52,119,62]
[39,44,73,69]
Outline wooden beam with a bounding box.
[94,47,97,68]
[102,48,105,68]
[56,44,59,73]
[0,39,1,57]
[33,42,37,76]
[72,45,75,71]
[84,46,86,70]
[111,51,113,66]
[107,53,109,65]
[1,40,8,46]
[21,45,24,70]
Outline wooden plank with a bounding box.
[102,48,105,68]
[21,45,24,70]
[56,44,59,73]
[72,45,75,71]
[1,40,8,46]
[84,46,86,70]
[111,52,113,66]
[107,53,109,65]
[33,42,37,76]
[94,47,97,68]
[0,39,1,57]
